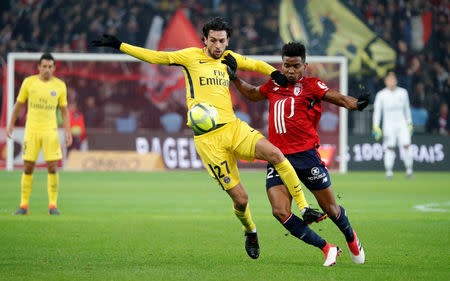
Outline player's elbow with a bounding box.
[14,101,25,108]
[249,95,262,102]
[13,102,24,113]
[250,89,264,101]
[241,89,260,102]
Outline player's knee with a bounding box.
[272,207,291,223]
[266,146,284,164]
[47,164,57,174]
[324,204,340,219]
[233,197,248,211]
[24,162,35,174]
[24,167,34,174]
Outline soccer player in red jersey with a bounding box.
[92,18,327,261]
[223,42,369,266]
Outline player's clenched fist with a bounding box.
[270,70,289,87]
[91,34,122,50]
[222,54,237,80]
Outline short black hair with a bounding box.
[386,71,396,78]
[202,17,232,38]
[39,53,55,64]
[282,42,306,62]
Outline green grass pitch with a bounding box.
[0,171,449,281]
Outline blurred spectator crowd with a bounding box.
[349,0,449,135]
[0,0,448,135]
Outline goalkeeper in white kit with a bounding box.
[372,72,413,179]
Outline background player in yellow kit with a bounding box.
[7,53,72,215]
[92,17,325,259]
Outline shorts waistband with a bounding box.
[193,123,226,136]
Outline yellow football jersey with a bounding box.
[120,44,276,124]
[17,75,68,133]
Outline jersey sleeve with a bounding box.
[228,51,276,76]
[120,43,191,66]
[372,92,382,127]
[17,77,30,103]
[403,90,412,124]
[58,82,68,107]
[309,78,329,99]
[259,79,274,97]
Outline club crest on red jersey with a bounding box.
[294,83,302,96]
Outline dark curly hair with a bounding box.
[202,17,233,38]
[282,42,306,62]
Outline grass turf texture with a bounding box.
[0,171,449,281]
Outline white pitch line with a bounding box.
[414,202,450,212]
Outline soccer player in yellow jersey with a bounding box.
[7,53,72,216]
[92,17,325,259]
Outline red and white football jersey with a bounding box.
[260,76,329,154]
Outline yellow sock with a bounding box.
[274,159,309,211]
[233,204,256,233]
[48,173,59,208]
[20,173,33,208]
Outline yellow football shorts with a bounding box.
[194,118,264,190]
[22,130,62,162]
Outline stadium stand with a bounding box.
[0,0,448,134]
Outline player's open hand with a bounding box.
[270,70,288,87]
[91,34,122,50]
[221,54,237,80]
[408,123,414,136]
[65,131,73,147]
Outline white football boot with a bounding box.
[347,230,365,264]
[322,244,342,266]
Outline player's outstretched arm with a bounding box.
[6,101,25,138]
[229,51,288,87]
[323,89,370,111]
[232,78,266,102]
[222,54,265,102]
[323,89,357,110]
[91,34,179,65]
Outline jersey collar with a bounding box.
[202,47,222,60]
[288,76,304,87]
